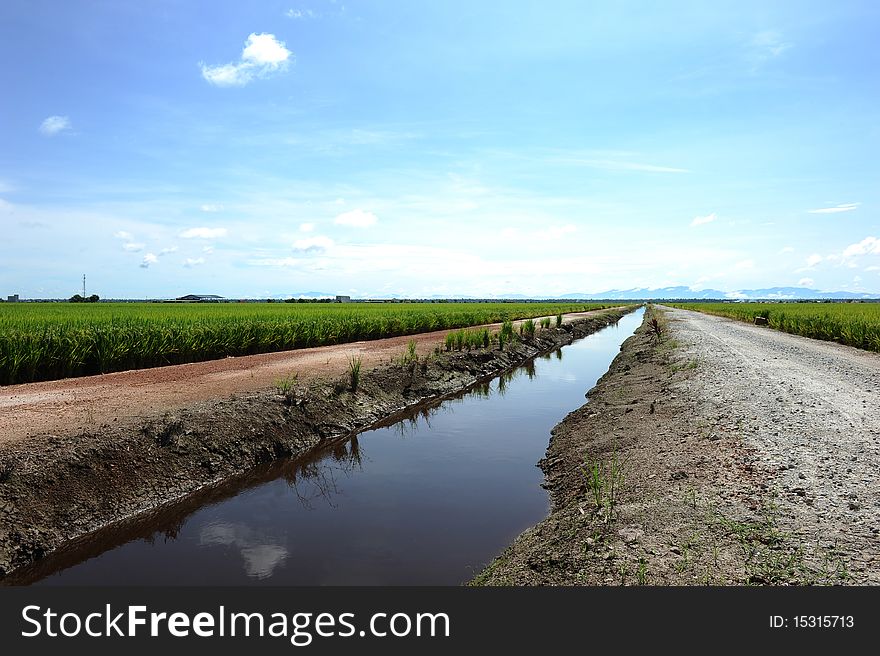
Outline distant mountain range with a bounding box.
[284,286,878,301]
[559,286,878,300]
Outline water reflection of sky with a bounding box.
[199,522,289,580]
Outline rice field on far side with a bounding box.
[0,301,616,385]
[670,302,880,353]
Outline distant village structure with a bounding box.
[7,294,19,302]
[335,295,351,303]
[176,294,225,302]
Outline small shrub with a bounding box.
[348,355,362,392]
[402,339,418,364]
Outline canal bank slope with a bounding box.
[0,308,633,581]
[474,306,877,585]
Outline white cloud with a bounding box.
[184,257,205,268]
[335,208,378,227]
[250,257,303,268]
[866,265,880,272]
[748,31,792,70]
[180,227,228,239]
[299,222,315,232]
[842,236,880,259]
[293,235,334,253]
[500,225,577,243]
[159,246,178,256]
[113,230,134,241]
[140,253,158,269]
[805,253,823,268]
[39,115,72,136]
[286,8,316,19]
[808,202,859,214]
[556,157,688,173]
[201,33,293,87]
[123,242,145,252]
[202,245,214,254]
[798,277,814,287]
[200,204,224,212]
[751,31,792,58]
[691,212,717,227]
[779,246,795,254]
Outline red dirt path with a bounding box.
[0,310,617,445]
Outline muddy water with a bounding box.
[28,308,644,585]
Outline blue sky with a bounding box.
[1,0,879,298]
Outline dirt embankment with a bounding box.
[0,310,611,446]
[474,306,878,586]
[0,308,632,581]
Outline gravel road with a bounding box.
[662,306,880,582]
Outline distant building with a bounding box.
[335,295,352,303]
[176,294,225,302]
[7,294,19,302]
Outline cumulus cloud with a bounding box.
[39,115,72,136]
[159,246,178,256]
[202,245,214,254]
[184,257,205,268]
[250,257,303,268]
[200,204,224,212]
[779,246,795,254]
[113,230,134,241]
[180,227,228,239]
[299,222,315,232]
[798,277,814,287]
[293,235,334,253]
[805,253,824,268]
[842,236,880,259]
[335,208,377,227]
[201,33,293,87]
[122,242,145,252]
[691,212,716,227]
[140,253,158,268]
[808,203,859,214]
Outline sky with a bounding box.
[1,0,879,299]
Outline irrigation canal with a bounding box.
[24,307,645,585]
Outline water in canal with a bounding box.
[30,308,644,585]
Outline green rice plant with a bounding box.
[275,372,298,394]
[0,301,621,385]
[581,448,626,521]
[539,317,552,330]
[348,355,362,392]
[556,313,563,328]
[520,318,536,339]
[401,338,418,364]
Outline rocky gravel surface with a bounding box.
[663,306,880,583]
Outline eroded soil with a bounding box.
[474,306,879,586]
